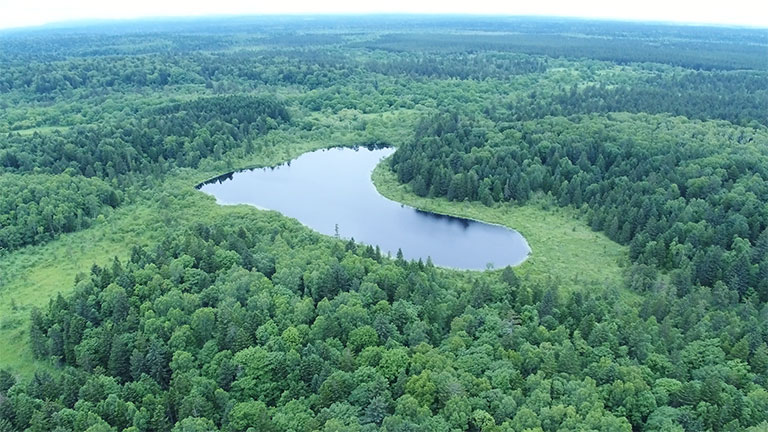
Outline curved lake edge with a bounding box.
[194,144,390,190]
[369,156,532,269]
[196,145,531,271]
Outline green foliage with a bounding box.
[362,25,768,70]
[1,15,767,432]
[0,94,289,178]
[0,173,120,252]
[0,213,762,430]
[372,162,627,294]
[391,111,768,300]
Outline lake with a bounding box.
[199,147,531,270]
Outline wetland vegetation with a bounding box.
[0,15,767,432]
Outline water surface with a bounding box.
[199,147,530,270]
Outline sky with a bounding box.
[0,0,766,30]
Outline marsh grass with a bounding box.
[0,109,628,375]
[371,160,630,296]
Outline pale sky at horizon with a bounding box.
[0,0,766,31]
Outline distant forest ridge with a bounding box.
[1,15,766,70]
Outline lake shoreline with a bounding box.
[370,155,532,268]
[198,146,531,270]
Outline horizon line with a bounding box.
[2,12,767,33]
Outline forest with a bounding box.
[1,15,768,432]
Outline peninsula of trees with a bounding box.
[1,16,767,432]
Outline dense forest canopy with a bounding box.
[1,95,289,178]
[0,174,120,252]
[1,15,768,432]
[391,113,768,298]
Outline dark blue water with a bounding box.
[199,147,530,270]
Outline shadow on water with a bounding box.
[198,146,530,270]
[413,208,472,229]
[197,143,390,188]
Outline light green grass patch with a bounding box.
[0,109,420,375]
[10,125,73,135]
[372,160,630,295]
[0,107,623,375]
[0,202,168,374]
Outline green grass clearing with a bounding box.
[0,109,629,375]
[372,159,630,296]
[0,110,418,375]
